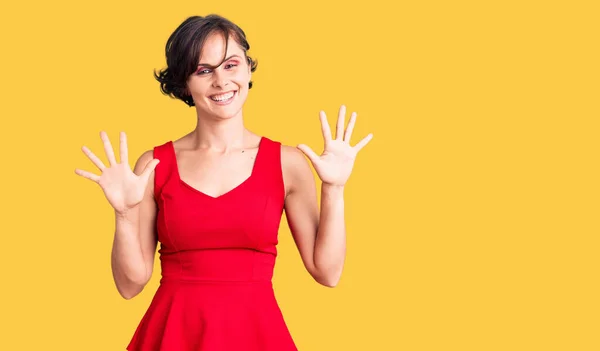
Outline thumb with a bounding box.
[297,144,319,165]
[140,159,160,183]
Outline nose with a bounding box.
[211,68,230,89]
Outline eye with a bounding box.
[196,68,211,75]
[225,63,238,69]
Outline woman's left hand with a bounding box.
[297,105,373,187]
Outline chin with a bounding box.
[216,110,242,120]
[207,104,243,120]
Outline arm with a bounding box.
[285,105,373,287]
[283,146,346,287]
[111,150,159,299]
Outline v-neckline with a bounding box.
[169,136,265,200]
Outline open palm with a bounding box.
[297,105,373,186]
[75,131,159,214]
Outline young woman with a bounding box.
[75,14,372,351]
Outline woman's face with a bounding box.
[186,32,252,120]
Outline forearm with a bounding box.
[111,208,147,298]
[313,183,347,286]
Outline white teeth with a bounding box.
[210,91,235,101]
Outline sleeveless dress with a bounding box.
[126,136,298,351]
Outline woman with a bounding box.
[75,14,372,351]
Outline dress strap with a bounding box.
[253,136,285,200]
[152,141,176,199]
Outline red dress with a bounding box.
[126,136,298,351]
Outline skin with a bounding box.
[75,31,373,299]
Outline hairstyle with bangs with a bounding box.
[154,14,258,107]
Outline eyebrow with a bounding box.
[197,55,242,67]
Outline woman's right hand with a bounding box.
[75,131,160,215]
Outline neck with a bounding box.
[191,110,251,151]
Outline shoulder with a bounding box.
[280,144,308,168]
[259,136,305,167]
[133,149,157,175]
[279,143,315,193]
[133,140,171,178]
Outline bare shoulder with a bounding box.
[280,144,312,174]
[281,144,306,165]
[133,149,156,176]
[280,144,315,196]
[132,149,157,197]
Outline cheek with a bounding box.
[188,80,209,94]
[233,70,251,85]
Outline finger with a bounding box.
[81,146,106,170]
[100,131,117,166]
[344,112,357,143]
[353,133,373,152]
[297,144,320,165]
[75,168,100,182]
[319,111,332,142]
[336,105,346,140]
[119,131,129,165]
[140,159,160,184]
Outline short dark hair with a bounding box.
[153,14,258,107]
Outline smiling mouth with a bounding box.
[209,91,237,102]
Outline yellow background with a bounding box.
[1,0,598,350]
